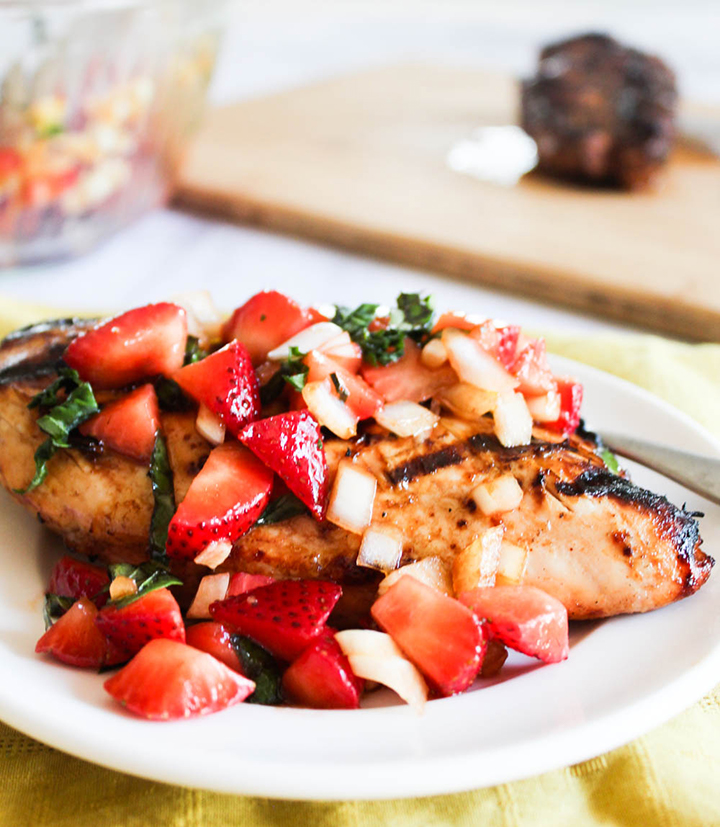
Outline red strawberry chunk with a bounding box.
[305,351,382,420]
[36,597,107,669]
[227,572,275,597]
[470,321,521,370]
[283,630,364,709]
[223,291,313,365]
[95,588,185,664]
[166,443,273,561]
[186,621,244,673]
[210,580,342,662]
[543,377,583,436]
[458,585,569,664]
[48,555,109,608]
[361,340,456,404]
[173,340,260,436]
[79,384,159,463]
[104,639,255,720]
[371,575,486,696]
[64,303,187,389]
[510,339,555,396]
[240,411,328,520]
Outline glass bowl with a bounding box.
[0,0,226,266]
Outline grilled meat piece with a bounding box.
[521,33,678,189]
[0,320,712,619]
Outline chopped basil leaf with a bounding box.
[330,372,349,402]
[184,335,208,366]
[396,292,435,329]
[16,367,99,493]
[155,377,193,412]
[256,493,308,525]
[43,593,74,630]
[600,448,620,475]
[107,560,182,608]
[259,347,309,404]
[231,635,284,705]
[148,434,176,561]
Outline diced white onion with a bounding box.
[302,379,357,439]
[109,575,138,602]
[357,525,404,572]
[442,328,518,392]
[375,401,439,438]
[187,572,231,619]
[493,391,533,447]
[194,539,233,569]
[496,541,529,585]
[436,383,496,421]
[267,322,344,361]
[526,389,562,422]
[195,404,226,446]
[452,526,505,594]
[421,338,448,369]
[471,474,524,516]
[377,556,453,597]
[327,460,377,534]
[172,290,223,344]
[335,630,428,712]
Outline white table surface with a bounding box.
[1,0,717,334]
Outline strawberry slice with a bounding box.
[361,340,455,404]
[64,303,187,389]
[79,384,159,463]
[36,597,107,669]
[282,630,364,709]
[48,555,109,608]
[227,572,275,597]
[166,442,273,561]
[510,339,555,396]
[470,322,521,370]
[186,621,244,673]
[173,341,260,436]
[95,587,185,664]
[240,411,328,520]
[210,580,342,662]
[458,585,569,664]
[223,291,313,364]
[371,575,486,696]
[305,351,382,420]
[543,377,583,436]
[104,638,255,720]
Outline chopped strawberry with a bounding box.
[48,555,109,608]
[104,638,255,720]
[166,442,273,561]
[64,303,187,389]
[361,340,456,404]
[431,312,480,334]
[371,575,486,696]
[0,148,22,180]
[79,384,159,463]
[173,341,260,436]
[210,580,342,662]
[36,597,107,669]
[223,291,313,364]
[240,411,328,520]
[470,322,521,370]
[305,351,382,419]
[510,339,555,396]
[186,621,244,673]
[543,377,583,436]
[95,588,185,664]
[227,573,275,597]
[316,332,363,373]
[458,585,569,664]
[283,630,364,709]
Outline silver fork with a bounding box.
[600,432,720,507]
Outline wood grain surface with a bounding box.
[176,64,720,341]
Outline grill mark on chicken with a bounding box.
[386,445,464,486]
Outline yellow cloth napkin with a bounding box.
[1,302,719,826]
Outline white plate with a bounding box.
[0,356,718,801]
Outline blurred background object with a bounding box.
[0,0,225,267]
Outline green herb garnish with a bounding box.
[106,561,182,609]
[330,372,349,402]
[148,434,176,561]
[256,493,309,526]
[155,377,193,412]
[259,346,309,405]
[183,335,208,365]
[231,635,284,705]
[42,594,74,630]
[600,448,621,475]
[16,367,99,494]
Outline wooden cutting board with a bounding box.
[176,64,720,341]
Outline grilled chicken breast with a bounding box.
[0,321,713,619]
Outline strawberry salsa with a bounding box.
[31,290,583,719]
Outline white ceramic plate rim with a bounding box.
[0,355,718,801]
